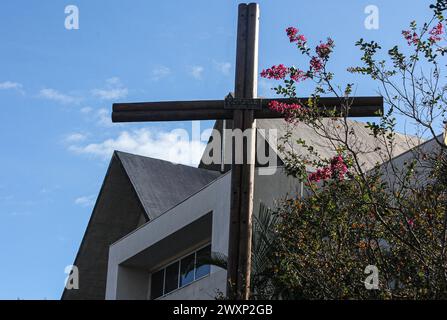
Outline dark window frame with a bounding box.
[150,243,211,299]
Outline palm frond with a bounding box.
[196,252,228,270]
[251,203,279,276]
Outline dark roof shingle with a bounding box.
[116,151,221,220]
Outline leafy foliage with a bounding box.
[255,0,447,299]
[266,153,447,299]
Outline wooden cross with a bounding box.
[111,3,383,300]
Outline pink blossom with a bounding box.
[429,22,444,43]
[308,154,349,183]
[316,38,334,59]
[330,155,348,180]
[402,30,419,45]
[268,100,304,122]
[407,218,415,228]
[310,57,323,72]
[286,26,307,46]
[297,34,307,42]
[286,27,299,42]
[290,68,307,82]
[260,64,289,80]
[309,167,332,183]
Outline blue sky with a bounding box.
[0,0,434,299]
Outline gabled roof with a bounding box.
[117,151,221,220]
[257,119,423,171]
[63,152,221,300]
[200,119,423,172]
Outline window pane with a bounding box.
[180,253,195,287]
[164,261,179,294]
[195,245,211,279]
[150,269,164,299]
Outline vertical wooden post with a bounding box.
[227,2,259,300]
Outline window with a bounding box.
[180,253,195,287]
[164,261,179,294]
[150,269,164,299]
[150,244,211,299]
[195,245,211,279]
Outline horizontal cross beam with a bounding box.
[112,96,384,122]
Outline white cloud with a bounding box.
[74,195,96,207]
[68,128,207,166]
[190,66,204,80]
[151,66,171,80]
[105,77,120,85]
[213,61,232,76]
[91,77,128,100]
[80,106,93,114]
[92,88,128,100]
[79,107,115,127]
[0,81,23,92]
[96,108,113,127]
[64,133,87,143]
[39,88,79,104]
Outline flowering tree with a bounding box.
[255,0,447,299]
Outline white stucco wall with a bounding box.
[254,166,303,214]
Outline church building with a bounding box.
[62,119,423,300]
